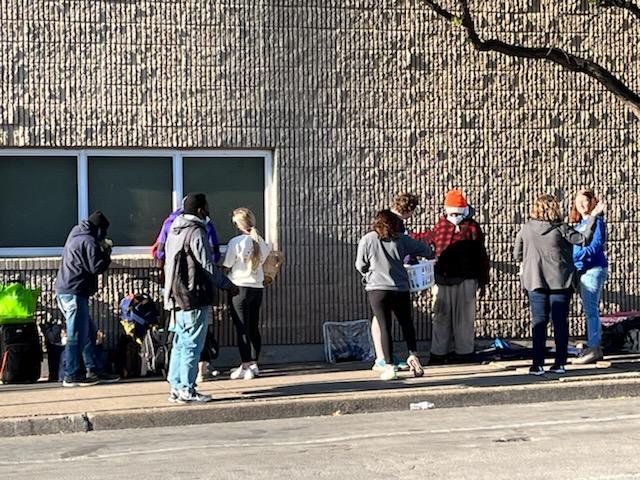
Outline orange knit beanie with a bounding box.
[444,189,467,209]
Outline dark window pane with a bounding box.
[0,156,77,247]
[88,156,173,246]
[183,157,265,244]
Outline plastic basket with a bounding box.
[404,260,435,293]
[322,319,374,363]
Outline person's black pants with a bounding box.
[230,287,264,363]
[367,290,417,363]
[527,288,572,368]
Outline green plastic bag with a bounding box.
[0,283,40,325]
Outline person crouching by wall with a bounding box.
[412,189,490,365]
[514,194,603,376]
[355,209,435,380]
[223,208,271,380]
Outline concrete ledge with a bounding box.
[40,377,640,437]
[0,413,90,437]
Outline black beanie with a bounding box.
[183,193,208,215]
[87,211,110,230]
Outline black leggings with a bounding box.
[367,290,417,363]
[230,287,264,363]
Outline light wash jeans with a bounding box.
[56,293,98,380]
[579,266,608,348]
[167,308,208,392]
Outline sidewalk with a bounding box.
[1,354,640,437]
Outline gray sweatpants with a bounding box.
[430,279,477,356]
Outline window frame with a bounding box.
[0,148,275,257]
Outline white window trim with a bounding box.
[0,149,275,257]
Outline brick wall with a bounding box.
[1,1,638,345]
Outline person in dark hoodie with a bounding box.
[55,211,120,387]
[163,193,238,404]
[514,194,603,376]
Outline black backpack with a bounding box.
[172,226,215,311]
[0,323,42,383]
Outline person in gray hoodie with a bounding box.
[163,193,238,403]
[355,209,435,380]
[514,194,603,376]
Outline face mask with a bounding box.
[446,214,464,226]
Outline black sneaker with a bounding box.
[428,353,448,365]
[547,364,566,374]
[528,366,545,376]
[87,370,121,384]
[62,375,99,387]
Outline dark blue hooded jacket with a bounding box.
[55,221,112,297]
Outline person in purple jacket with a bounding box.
[152,207,221,265]
[570,189,608,365]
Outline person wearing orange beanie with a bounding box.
[411,189,490,364]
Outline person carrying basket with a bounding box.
[355,209,435,380]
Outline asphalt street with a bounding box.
[1,397,639,479]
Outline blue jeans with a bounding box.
[56,293,98,380]
[167,308,208,392]
[579,266,608,348]
[527,289,572,368]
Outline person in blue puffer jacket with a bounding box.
[570,189,608,364]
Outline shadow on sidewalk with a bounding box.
[240,362,639,400]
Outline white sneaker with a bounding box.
[196,369,220,384]
[249,364,260,377]
[177,388,212,403]
[230,366,245,380]
[230,366,255,380]
[379,365,397,381]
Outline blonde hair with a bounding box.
[232,208,263,271]
[530,194,563,222]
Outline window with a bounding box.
[0,150,273,256]
[0,155,78,248]
[183,156,265,243]
[88,155,173,246]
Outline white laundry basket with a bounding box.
[404,260,435,293]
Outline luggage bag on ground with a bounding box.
[0,323,42,383]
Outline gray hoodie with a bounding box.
[163,214,234,310]
[513,216,596,291]
[355,232,435,291]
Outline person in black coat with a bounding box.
[55,211,120,387]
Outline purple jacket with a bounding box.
[153,208,221,263]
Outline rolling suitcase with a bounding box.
[0,323,42,383]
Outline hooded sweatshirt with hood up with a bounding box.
[513,215,597,291]
[163,214,234,310]
[55,221,112,297]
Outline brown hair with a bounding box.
[569,189,599,224]
[372,209,401,240]
[391,193,419,216]
[530,194,563,222]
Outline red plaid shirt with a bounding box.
[411,217,490,286]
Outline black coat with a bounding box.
[55,221,111,297]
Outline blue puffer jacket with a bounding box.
[573,216,608,273]
[55,221,112,297]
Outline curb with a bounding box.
[3,377,640,437]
